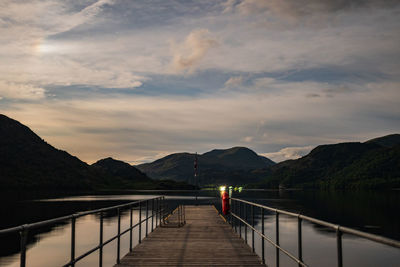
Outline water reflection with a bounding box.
[0,190,399,267]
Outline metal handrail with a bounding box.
[0,196,168,267]
[230,197,400,267]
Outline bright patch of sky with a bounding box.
[1,0,399,163]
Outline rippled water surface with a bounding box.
[0,190,399,267]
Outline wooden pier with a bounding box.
[115,205,265,266]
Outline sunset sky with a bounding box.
[1,0,399,164]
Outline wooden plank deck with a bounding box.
[115,205,265,267]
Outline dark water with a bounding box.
[0,190,399,267]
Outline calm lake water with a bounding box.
[0,190,399,267]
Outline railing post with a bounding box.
[261,208,265,265]
[155,198,158,227]
[130,206,133,252]
[99,212,103,267]
[139,202,142,243]
[151,199,154,231]
[117,208,121,264]
[234,200,237,232]
[71,216,76,267]
[245,203,248,244]
[19,227,28,267]
[184,205,186,224]
[239,201,242,238]
[146,200,149,237]
[337,228,343,267]
[159,197,162,226]
[298,216,303,267]
[251,205,255,253]
[276,211,280,267]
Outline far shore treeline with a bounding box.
[1,114,399,192]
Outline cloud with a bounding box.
[0,81,45,100]
[171,29,218,73]
[241,136,253,142]
[226,0,400,19]
[0,0,115,36]
[224,76,244,88]
[2,79,399,163]
[262,146,314,163]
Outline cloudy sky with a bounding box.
[1,0,399,164]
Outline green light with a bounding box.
[238,187,243,193]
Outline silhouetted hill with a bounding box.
[91,157,196,190]
[0,114,94,190]
[137,147,275,186]
[253,134,400,189]
[366,134,400,148]
[92,157,150,182]
[0,114,194,191]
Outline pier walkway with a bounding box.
[114,205,265,267]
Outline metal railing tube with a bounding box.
[231,212,308,267]
[145,200,148,237]
[151,199,154,231]
[19,227,28,267]
[155,198,158,227]
[1,196,165,267]
[251,205,255,253]
[139,201,142,243]
[117,208,121,264]
[234,200,237,233]
[276,211,280,267]
[71,216,76,267]
[239,201,242,238]
[337,228,343,267]
[231,197,400,249]
[298,216,303,267]
[261,207,265,265]
[129,206,133,252]
[99,212,103,267]
[245,203,248,244]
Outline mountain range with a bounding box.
[1,114,399,190]
[137,135,400,189]
[0,114,195,191]
[137,147,275,186]
[251,134,400,189]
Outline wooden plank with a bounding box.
[115,205,265,267]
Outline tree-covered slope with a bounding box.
[254,135,400,189]
[137,147,275,185]
[0,114,195,190]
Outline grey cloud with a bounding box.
[171,29,218,73]
[228,0,400,18]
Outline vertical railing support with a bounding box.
[298,216,303,267]
[229,199,234,229]
[261,208,265,265]
[251,205,255,253]
[139,202,142,243]
[244,203,248,244]
[276,211,280,267]
[116,208,121,264]
[19,227,28,267]
[71,216,76,267]
[337,228,343,267]
[129,206,133,252]
[184,205,186,224]
[239,201,242,238]
[155,198,158,227]
[146,200,149,237]
[151,199,154,231]
[234,200,237,233]
[99,212,103,267]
